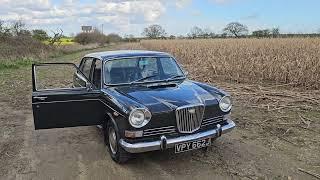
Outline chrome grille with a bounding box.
[201,116,224,127]
[143,126,176,137]
[175,104,205,133]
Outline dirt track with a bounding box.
[1,88,319,180]
[0,46,319,180]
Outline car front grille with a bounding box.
[143,126,176,137]
[201,115,224,128]
[175,104,205,133]
[142,115,224,137]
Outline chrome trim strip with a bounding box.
[201,116,224,127]
[143,131,177,137]
[144,126,175,132]
[32,99,99,104]
[201,121,224,127]
[119,119,236,153]
[143,126,176,137]
[202,116,223,122]
[143,128,176,134]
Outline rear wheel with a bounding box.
[103,121,130,164]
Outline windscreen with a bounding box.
[104,57,184,85]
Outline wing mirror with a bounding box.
[183,70,189,76]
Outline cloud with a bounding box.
[0,0,241,35]
[0,0,51,11]
[175,0,192,8]
[0,0,167,34]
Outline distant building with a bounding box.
[81,26,92,33]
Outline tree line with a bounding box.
[2,19,319,46]
[0,20,67,45]
[141,22,320,39]
[0,20,123,46]
[74,29,122,45]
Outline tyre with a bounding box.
[103,121,130,164]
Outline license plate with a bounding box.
[175,138,211,153]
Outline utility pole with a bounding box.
[101,24,104,34]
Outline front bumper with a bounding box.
[119,119,236,153]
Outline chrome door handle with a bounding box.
[34,96,47,101]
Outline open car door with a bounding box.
[32,63,105,130]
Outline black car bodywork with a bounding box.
[32,50,235,163]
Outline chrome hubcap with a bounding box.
[108,128,117,154]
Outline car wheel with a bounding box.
[103,121,130,164]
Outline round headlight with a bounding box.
[129,108,151,128]
[219,96,232,112]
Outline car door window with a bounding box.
[80,58,94,79]
[34,63,85,91]
[92,59,102,89]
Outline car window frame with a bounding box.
[90,58,103,89]
[79,57,95,80]
[32,63,93,92]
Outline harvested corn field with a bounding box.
[130,38,320,89]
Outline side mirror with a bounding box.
[183,70,189,76]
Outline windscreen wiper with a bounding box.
[165,75,185,81]
[131,75,158,84]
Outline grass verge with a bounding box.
[0,44,118,108]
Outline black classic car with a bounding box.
[31,50,235,163]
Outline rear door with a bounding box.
[32,62,105,129]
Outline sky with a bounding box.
[0,0,319,36]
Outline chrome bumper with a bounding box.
[119,119,236,153]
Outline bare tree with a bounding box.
[271,27,280,38]
[0,20,11,39]
[32,29,49,41]
[202,28,215,38]
[11,20,26,36]
[252,29,271,38]
[49,29,63,45]
[142,24,166,39]
[188,26,203,39]
[223,22,248,37]
[124,34,136,42]
[1,20,32,39]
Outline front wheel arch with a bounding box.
[103,113,130,163]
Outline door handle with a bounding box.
[34,96,47,101]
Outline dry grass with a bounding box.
[130,38,320,89]
[0,36,102,70]
[0,36,55,60]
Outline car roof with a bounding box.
[84,50,172,60]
